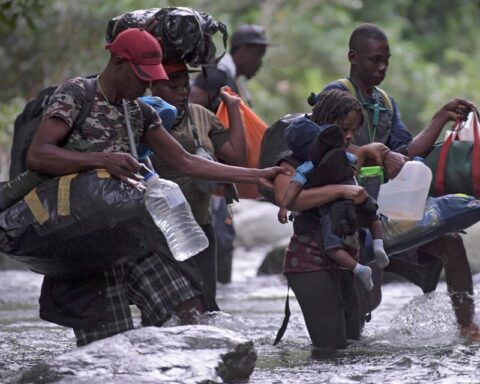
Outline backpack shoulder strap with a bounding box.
[73,77,97,129]
[337,78,356,96]
[273,286,291,346]
[137,98,154,130]
[135,99,156,170]
[374,86,393,112]
[337,78,393,112]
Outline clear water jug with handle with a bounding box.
[377,157,432,220]
[143,171,208,261]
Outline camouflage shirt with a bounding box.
[43,77,161,153]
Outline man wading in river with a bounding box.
[26,28,286,346]
[319,23,480,339]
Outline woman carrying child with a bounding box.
[273,89,390,350]
[278,95,390,291]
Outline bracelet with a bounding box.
[381,148,392,162]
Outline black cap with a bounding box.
[231,24,273,49]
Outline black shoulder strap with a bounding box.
[273,286,291,346]
[137,98,154,130]
[73,77,97,129]
[185,102,203,148]
[136,98,156,171]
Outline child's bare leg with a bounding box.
[370,219,389,268]
[326,248,373,291]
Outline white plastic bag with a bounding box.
[445,112,476,141]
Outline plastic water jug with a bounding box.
[143,171,208,261]
[377,157,432,220]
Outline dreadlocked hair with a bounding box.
[311,89,363,126]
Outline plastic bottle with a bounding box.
[143,171,208,261]
[358,166,384,199]
[377,157,432,220]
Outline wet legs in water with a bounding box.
[418,233,479,339]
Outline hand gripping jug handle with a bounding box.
[377,157,432,220]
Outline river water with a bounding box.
[1,246,480,383]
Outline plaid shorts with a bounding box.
[74,254,200,346]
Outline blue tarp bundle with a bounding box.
[384,194,480,255]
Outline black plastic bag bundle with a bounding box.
[0,170,49,211]
[105,7,228,67]
[0,170,156,277]
[258,113,304,203]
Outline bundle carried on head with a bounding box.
[106,7,228,67]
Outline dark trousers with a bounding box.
[211,196,235,283]
[287,269,362,349]
[186,223,217,303]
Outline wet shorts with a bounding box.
[74,253,200,346]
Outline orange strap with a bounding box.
[472,112,480,197]
[434,120,457,196]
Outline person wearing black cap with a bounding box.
[190,24,272,112]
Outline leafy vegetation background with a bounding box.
[2,0,480,180]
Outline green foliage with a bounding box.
[0,97,22,140]
[2,0,480,175]
[0,0,45,32]
[0,97,24,179]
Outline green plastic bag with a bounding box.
[424,140,480,196]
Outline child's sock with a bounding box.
[373,239,389,268]
[353,263,373,291]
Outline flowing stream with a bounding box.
[1,246,480,383]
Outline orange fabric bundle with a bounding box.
[216,87,268,199]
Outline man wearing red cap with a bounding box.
[27,28,286,346]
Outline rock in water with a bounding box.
[257,245,286,275]
[20,325,257,383]
[233,200,293,249]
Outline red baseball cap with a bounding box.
[106,28,168,81]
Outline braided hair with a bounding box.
[311,89,363,126]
